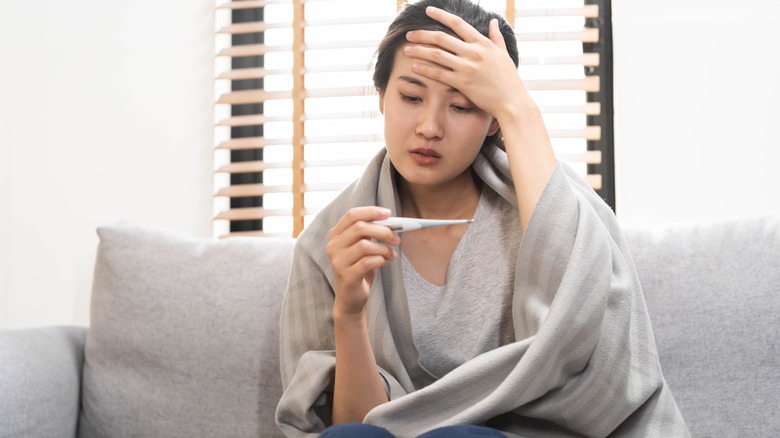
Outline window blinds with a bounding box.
[214,0,612,238]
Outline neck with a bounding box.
[397,170,482,219]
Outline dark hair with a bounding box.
[372,0,519,96]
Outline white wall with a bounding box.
[0,0,214,329]
[613,0,780,226]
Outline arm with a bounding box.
[404,7,557,231]
[0,326,86,437]
[326,207,400,423]
[332,310,388,424]
[496,100,558,232]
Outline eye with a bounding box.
[399,93,421,104]
[451,104,475,114]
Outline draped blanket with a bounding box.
[275,144,689,437]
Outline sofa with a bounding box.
[1,217,778,437]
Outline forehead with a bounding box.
[388,45,462,95]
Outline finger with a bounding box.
[330,206,391,236]
[336,209,402,246]
[328,214,400,261]
[347,238,397,265]
[488,18,507,51]
[403,44,458,73]
[405,29,467,57]
[425,6,484,43]
[340,219,401,249]
[409,60,457,90]
[354,254,393,274]
[330,237,397,275]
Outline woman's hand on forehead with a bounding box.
[403,6,528,120]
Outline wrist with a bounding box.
[495,95,541,128]
[332,306,367,326]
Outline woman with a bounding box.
[276,1,689,437]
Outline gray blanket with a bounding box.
[276,143,689,437]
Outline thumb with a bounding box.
[488,18,507,50]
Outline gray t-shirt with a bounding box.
[402,185,522,378]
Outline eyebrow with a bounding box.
[398,75,460,94]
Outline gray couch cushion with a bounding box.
[79,223,295,438]
[625,215,780,437]
[0,326,86,438]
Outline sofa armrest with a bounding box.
[0,326,87,438]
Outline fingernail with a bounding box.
[403,45,411,53]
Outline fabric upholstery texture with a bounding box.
[277,147,688,437]
[79,223,295,438]
[0,216,777,437]
[624,215,780,438]
[0,326,86,438]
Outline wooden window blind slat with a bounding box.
[218,38,599,60]
[518,29,598,43]
[216,183,293,198]
[215,207,291,221]
[587,174,602,190]
[300,128,601,144]
[218,1,288,10]
[216,90,292,105]
[303,182,356,192]
[216,137,289,150]
[214,76,601,115]
[217,55,599,73]
[217,67,293,80]
[303,40,386,51]
[216,160,292,174]
[304,86,374,98]
[214,0,614,238]
[217,44,292,57]
[558,150,601,164]
[304,111,381,121]
[303,64,378,73]
[218,230,288,239]
[520,54,599,66]
[540,103,601,115]
[217,114,292,127]
[303,134,382,144]
[305,16,397,27]
[517,5,599,18]
[217,21,291,35]
[302,158,376,167]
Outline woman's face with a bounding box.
[380,45,498,190]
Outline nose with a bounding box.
[415,104,444,140]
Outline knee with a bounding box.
[319,423,396,438]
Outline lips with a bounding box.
[411,148,441,158]
[410,148,442,166]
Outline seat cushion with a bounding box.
[624,215,780,437]
[79,223,295,438]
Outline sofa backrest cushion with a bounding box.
[79,223,295,438]
[624,215,780,437]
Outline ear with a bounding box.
[378,92,385,115]
[487,118,499,136]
